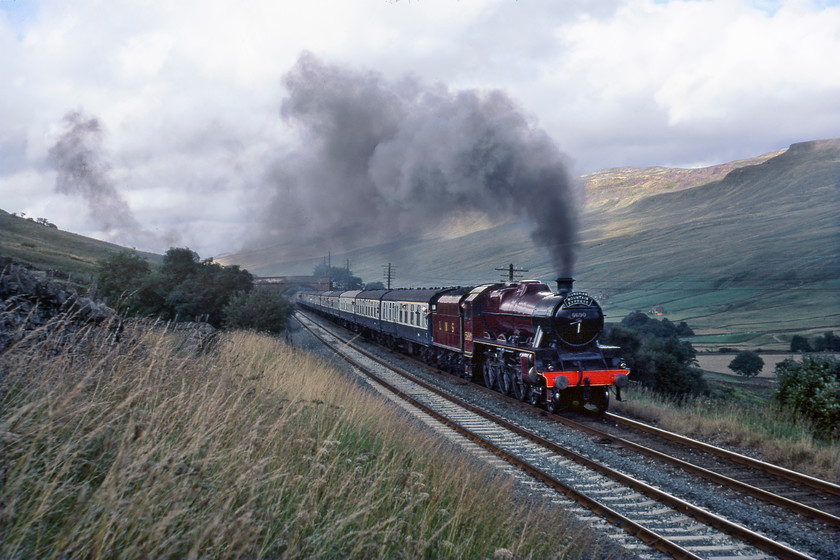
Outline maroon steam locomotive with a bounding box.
[298,277,629,412]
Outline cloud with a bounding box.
[0,0,837,258]
[46,110,180,249]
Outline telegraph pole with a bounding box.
[383,263,395,289]
[496,264,528,282]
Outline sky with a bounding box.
[1,0,838,259]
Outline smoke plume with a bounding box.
[259,52,579,275]
[47,111,176,250]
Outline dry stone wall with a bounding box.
[0,257,116,353]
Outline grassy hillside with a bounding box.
[221,139,840,350]
[579,139,839,348]
[2,324,607,559]
[0,209,161,283]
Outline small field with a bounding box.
[600,278,840,352]
[693,353,834,378]
[0,318,611,559]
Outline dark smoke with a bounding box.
[259,52,579,275]
[47,110,177,250]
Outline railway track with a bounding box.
[588,412,840,526]
[294,311,835,559]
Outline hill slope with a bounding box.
[582,148,785,208]
[0,209,162,282]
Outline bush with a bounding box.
[603,322,706,401]
[728,350,764,377]
[94,251,152,312]
[620,312,694,338]
[222,289,292,334]
[95,248,254,328]
[775,355,840,439]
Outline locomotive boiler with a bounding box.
[298,277,629,412]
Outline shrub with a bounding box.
[775,355,840,439]
[222,289,292,334]
[603,322,706,401]
[94,251,151,312]
[728,350,764,377]
[95,248,253,327]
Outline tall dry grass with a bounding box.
[1,318,610,559]
[613,387,840,482]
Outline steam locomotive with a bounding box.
[298,277,629,412]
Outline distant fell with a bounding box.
[583,138,840,284]
[582,148,785,209]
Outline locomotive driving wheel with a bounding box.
[499,367,515,396]
[547,388,573,413]
[482,360,496,390]
[512,374,527,401]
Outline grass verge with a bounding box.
[1,318,611,559]
[612,387,839,482]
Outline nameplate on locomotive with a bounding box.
[561,292,594,307]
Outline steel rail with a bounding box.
[605,412,840,496]
[295,312,818,560]
[544,414,840,527]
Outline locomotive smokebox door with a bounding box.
[553,292,604,348]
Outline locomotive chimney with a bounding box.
[556,277,574,295]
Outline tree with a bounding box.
[365,281,386,290]
[161,247,201,289]
[163,257,253,326]
[775,355,840,439]
[95,251,152,313]
[620,312,694,338]
[222,289,292,334]
[728,350,764,377]
[790,335,812,353]
[95,247,254,328]
[812,331,840,352]
[602,322,706,400]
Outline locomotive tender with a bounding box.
[298,277,629,412]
